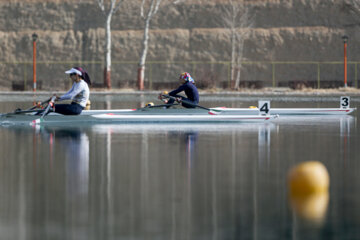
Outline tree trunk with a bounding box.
[104,67,111,89]
[230,27,236,89]
[137,16,151,90]
[137,66,145,90]
[104,15,112,89]
[234,37,245,89]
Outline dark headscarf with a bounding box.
[74,67,91,86]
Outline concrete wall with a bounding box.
[0,0,359,89]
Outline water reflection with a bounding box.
[0,112,358,239]
[258,124,271,167]
[290,192,329,226]
[90,123,276,239]
[340,116,353,164]
[40,127,90,196]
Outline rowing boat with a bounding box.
[0,96,355,126]
[78,106,356,116]
[0,107,278,126]
[209,107,356,115]
[0,105,354,126]
[77,96,355,116]
[0,104,354,126]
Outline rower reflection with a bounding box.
[43,127,90,196]
[186,131,198,170]
[258,124,271,167]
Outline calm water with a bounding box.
[0,94,359,240]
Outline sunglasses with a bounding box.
[70,73,76,76]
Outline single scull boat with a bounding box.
[0,109,277,126]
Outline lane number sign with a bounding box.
[259,100,270,115]
[340,96,350,109]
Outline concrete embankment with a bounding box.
[0,0,359,89]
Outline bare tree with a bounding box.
[96,0,125,89]
[137,0,181,90]
[221,0,253,89]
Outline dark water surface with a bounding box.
[0,94,359,240]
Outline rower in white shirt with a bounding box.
[53,67,91,115]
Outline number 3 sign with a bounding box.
[340,96,350,109]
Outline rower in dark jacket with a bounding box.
[159,72,199,108]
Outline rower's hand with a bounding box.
[53,94,60,101]
[175,97,182,103]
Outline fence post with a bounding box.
[32,33,38,92]
[227,62,231,88]
[24,63,27,91]
[317,63,320,89]
[272,63,276,87]
[149,63,152,90]
[355,63,358,88]
[342,35,348,88]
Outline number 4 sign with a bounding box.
[259,100,270,115]
[340,96,350,109]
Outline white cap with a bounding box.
[65,68,82,76]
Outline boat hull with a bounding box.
[0,105,355,126]
[0,112,277,126]
[209,107,356,115]
[78,107,356,116]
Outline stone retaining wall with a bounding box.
[0,0,359,89]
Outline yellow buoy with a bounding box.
[163,90,169,95]
[249,106,257,109]
[288,161,329,195]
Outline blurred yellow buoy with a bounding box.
[290,191,329,225]
[249,106,257,109]
[163,90,169,95]
[288,161,329,195]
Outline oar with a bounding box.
[147,103,179,108]
[31,96,56,125]
[11,97,52,114]
[14,109,45,114]
[161,94,222,113]
[40,96,56,119]
[27,97,51,111]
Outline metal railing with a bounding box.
[0,60,358,90]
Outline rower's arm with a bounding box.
[59,82,83,101]
[169,85,185,96]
